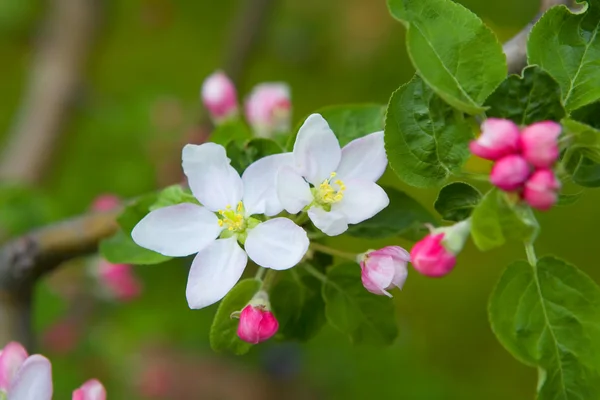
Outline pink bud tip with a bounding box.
[469,118,520,160]
[98,260,142,301]
[201,71,238,123]
[237,305,279,344]
[360,246,410,296]
[244,83,292,138]
[72,379,106,400]
[0,342,28,391]
[523,169,561,211]
[91,195,120,212]
[520,121,561,168]
[410,233,456,277]
[490,154,530,191]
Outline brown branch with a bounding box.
[0,0,100,183]
[0,211,118,346]
[503,0,573,74]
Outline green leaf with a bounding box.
[489,256,600,399]
[567,154,600,187]
[485,66,566,125]
[434,182,482,222]
[385,75,473,188]
[347,186,436,240]
[149,185,199,211]
[227,138,283,174]
[270,268,326,341]
[571,101,600,130]
[209,279,262,355]
[322,263,398,345]
[99,230,172,265]
[557,192,584,206]
[562,118,600,163]
[288,104,385,150]
[470,190,539,251]
[117,193,159,234]
[209,119,252,146]
[528,2,600,111]
[387,0,506,114]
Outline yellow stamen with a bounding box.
[315,173,346,205]
[217,202,246,232]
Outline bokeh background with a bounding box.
[0,0,596,398]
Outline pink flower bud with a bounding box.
[469,118,520,160]
[97,260,142,301]
[410,221,470,278]
[523,169,561,211]
[0,342,28,392]
[359,246,410,296]
[245,83,291,138]
[72,379,106,400]
[201,71,238,123]
[237,303,279,344]
[490,154,530,191]
[91,194,120,212]
[520,121,561,168]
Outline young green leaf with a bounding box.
[566,154,600,187]
[557,192,584,206]
[149,185,199,211]
[270,268,326,341]
[489,257,600,399]
[322,263,398,345]
[209,119,252,146]
[117,193,159,234]
[347,186,436,240]
[210,278,262,355]
[485,66,565,125]
[385,76,473,188]
[562,118,600,163]
[434,182,481,222]
[470,190,538,251]
[288,104,385,150]
[528,2,600,111]
[99,230,172,265]
[387,0,506,114]
[227,138,283,174]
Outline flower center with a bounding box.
[314,172,346,205]
[218,202,246,232]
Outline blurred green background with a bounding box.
[1,0,597,398]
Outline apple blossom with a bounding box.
[276,114,389,236]
[469,118,520,160]
[96,260,142,301]
[490,154,530,191]
[201,71,238,123]
[132,143,309,309]
[245,83,291,138]
[236,291,279,344]
[523,169,561,211]
[411,220,470,277]
[72,379,106,400]
[91,194,120,212]
[0,342,52,400]
[358,246,410,297]
[520,121,561,168]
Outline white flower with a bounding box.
[276,114,389,236]
[132,143,309,309]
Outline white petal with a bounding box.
[242,153,293,216]
[8,355,53,400]
[182,143,243,211]
[336,131,387,182]
[245,218,309,270]
[293,114,341,185]
[276,166,313,214]
[308,207,348,236]
[332,180,389,224]
[185,237,247,309]
[131,203,221,257]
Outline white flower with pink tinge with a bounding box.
[132,143,309,309]
[276,114,389,236]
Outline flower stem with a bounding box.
[524,242,538,267]
[455,171,490,182]
[310,242,356,261]
[303,264,328,284]
[294,212,310,225]
[262,269,277,290]
[254,267,266,281]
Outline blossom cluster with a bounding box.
[0,341,105,400]
[470,119,562,210]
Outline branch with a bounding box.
[0,0,100,183]
[0,211,118,346]
[503,0,573,74]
